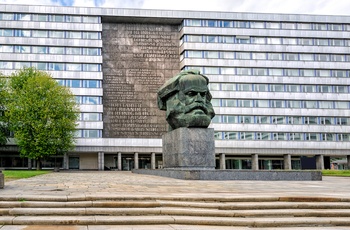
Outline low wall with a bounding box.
[133,169,322,181]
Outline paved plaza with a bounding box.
[1,171,350,229]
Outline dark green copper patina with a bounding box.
[157,70,215,131]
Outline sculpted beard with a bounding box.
[165,94,215,131]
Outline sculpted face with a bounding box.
[164,74,215,130]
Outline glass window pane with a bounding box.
[50,31,65,38]
[268,53,283,60]
[0,45,13,52]
[266,22,280,29]
[66,63,81,71]
[68,31,81,39]
[250,22,265,28]
[51,15,65,22]
[49,47,65,54]
[255,84,268,92]
[255,100,269,107]
[32,46,48,54]
[236,52,250,59]
[300,54,314,61]
[67,47,81,55]
[66,15,81,22]
[32,14,48,21]
[32,30,48,38]
[83,16,99,23]
[14,46,30,53]
[252,52,266,59]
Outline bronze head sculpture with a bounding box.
[157,70,215,131]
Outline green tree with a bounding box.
[0,76,9,146]
[6,68,78,169]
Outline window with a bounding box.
[297,23,312,30]
[306,133,319,141]
[321,133,335,141]
[14,46,30,53]
[221,52,234,59]
[304,116,318,125]
[239,116,254,124]
[49,63,64,71]
[83,80,101,88]
[328,24,343,31]
[334,85,348,93]
[67,31,81,39]
[283,38,298,45]
[314,23,327,30]
[252,68,267,76]
[285,69,299,76]
[282,23,296,29]
[50,15,65,22]
[222,115,237,123]
[286,100,300,108]
[32,46,48,54]
[221,83,235,91]
[254,84,268,92]
[300,38,313,45]
[50,31,65,38]
[66,80,81,88]
[268,53,283,60]
[32,14,48,21]
[14,62,30,69]
[272,133,287,140]
[32,62,47,70]
[214,132,223,140]
[285,53,299,61]
[315,39,328,46]
[320,117,334,125]
[16,14,31,21]
[250,22,265,28]
[66,64,81,71]
[235,21,249,28]
[257,132,271,140]
[0,13,14,20]
[335,101,348,109]
[204,51,219,58]
[240,132,254,140]
[0,29,14,36]
[290,133,303,141]
[82,96,101,105]
[270,84,284,92]
[256,116,269,124]
[67,47,81,55]
[82,113,101,121]
[66,15,81,23]
[315,54,330,61]
[330,39,344,46]
[15,30,30,37]
[224,132,238,140]
[266,22,280,29]
[236,37,250,44]
[83,64,100,72]
[300,69,314,77]
[255,100,269,108]
[300,54,313,61]
[315,70,331,77]
[319,101,333,109]
[267,37,281,44]
[83,130,101,138]
[286,85,300,92]
[238,100,253,107]
[205,36,218,43]
[236,68,251,75]
[83,16,99,23]
[0,45,13,52]
[337,133,350,141]
[318,85,332,93]
[49,47,65,54]
[220,20,233,27]
[269,68,283,76]
[237,84,252,91]
[331,54,345,62]
[222,99,236,107]
[251,37,265,44]
[32,30,48,38]
[222,36,234,43]
[0,62,12,69]
[289,117,302,125]
[83,32,99,39]
[271,100,285,108]
[336,117,350,125]
[209,83,220,91]
[252,52,266,60]
[332,70,347,78]
[211,116,220,123]
[302,101,317,108]
[204,67,219,74]
[187,51,202,58]
[236,52,250,59]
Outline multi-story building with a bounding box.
[1,4,350,171]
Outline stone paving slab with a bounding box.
[0,171,349,199]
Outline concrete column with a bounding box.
[316,155,324,170]
[27,158,32,170]
[63,153,69,170]
[284,154,292,170]
[347,155,350,170]
[134,152,139,169]
[219,153,226,170]
[98,152,104,171]
[117,152,122,171]
[151,153,156,169]
[251,154,259,170]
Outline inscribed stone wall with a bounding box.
[102,23,179,138]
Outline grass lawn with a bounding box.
[322,170,350,177]
[2,170,51,182]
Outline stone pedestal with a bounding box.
[162,128,215,169]
[0,171,4,189]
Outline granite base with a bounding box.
[0,171,4,189]
[132,169,322,181]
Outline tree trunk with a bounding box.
[36,159,41,170]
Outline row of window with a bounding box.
[0,29,101,40]
[74,130,102,138]
[212,99,350,109]
[212,115,350,125]
[0,62,101,72]
[183,19,350,31]
[182,50,350,62]
[0,13,100,23]
[79,113,102,121]
[186,66,349,78]
[182,35,350,47]
[0,45,101,56]
[57,79,102,88]
[209,83,349,93]
[75,96,102,105]
[215,132,350,141]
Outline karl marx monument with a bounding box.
[157,70,216,169]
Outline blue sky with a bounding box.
[1,0,350,16]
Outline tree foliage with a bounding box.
[6,67,79,161]
[0,76,9,146]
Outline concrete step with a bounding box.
[1,216,350,227]
[2,207,350,217]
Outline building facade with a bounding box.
[1,4,350,170]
